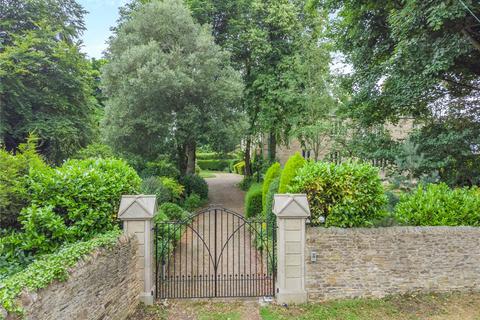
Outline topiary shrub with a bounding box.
[158,202,189,221]
[262,162,281,213]
[233,160,245,175]
[278,153,306,193]
[394,183,480,226]
[182,193,205,212]
[141,159,180,179]
[245,183,263,218]
[290,161,387,227]
[180,174,208,200]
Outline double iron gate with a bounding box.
[154,207,276,298]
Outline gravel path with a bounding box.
[205,173,245,213]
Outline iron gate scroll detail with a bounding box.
[154,207,276,299]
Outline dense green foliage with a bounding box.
[0,0,98,163]
[140,160,180,179]
[73,143,115,160]
[141,177,175,204]
[264,176,280,228]
[0,137,46,230]
[196,159,231,172]
[196,153,238,160]
[278,153,306,193]
[102,0,243,175]
[262,163,281,213]
[290,161,387,227]
[233,161,245,175]
[395,183,480,226]
[183,193,206,212]
[158,203,189,221]
[0,230,121,316]
[323,0,480,187]
[245,183,263,219]
[27,158,140,241]
[180,174,209,200]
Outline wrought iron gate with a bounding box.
[154,207,276,299]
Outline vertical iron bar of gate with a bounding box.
[214,208,218,297]
[154,224,158,299]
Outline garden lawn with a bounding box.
[199,170,218,178]
[130,292,480,320]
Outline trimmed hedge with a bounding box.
[262,162,281,213]
[395,183,480,226]
[245,183,263,218]
[278,153,306,193]
[197,159,231,171]
[233,160,245,175]
[0,230,121,316]
[196,152,237,160]
[290,161,387,227]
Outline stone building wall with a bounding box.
[16,234,140,320]
[305,227,480,301]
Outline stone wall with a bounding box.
[16,234,140,320]
[305,227,480,301]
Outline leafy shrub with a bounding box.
[245,183,263,218]
[141,159,180,179]
[262,163,281,213]
[180,174,208,200]
[18,205,68,254]
[159,177,184,202]
[0,137,46,230]
[72,143,115,160]
[28,158,141,241]
[183,193,205,212]
[278,153,306,193]
[233,160,245,175]
[140,176,173,204]
[0,230,121,316]
[197,159,230,171]
[290,161,387,227]
[239,175,253,191]
[158,202,189,221]
[394,183,480,226]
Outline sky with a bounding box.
[78,0,126,58]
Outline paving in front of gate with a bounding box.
[156,173,274,299]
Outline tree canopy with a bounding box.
[0,0,97,164]
[101,0,243,175]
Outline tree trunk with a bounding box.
[244,136,252,176]
[177,143,187,176]
[185,140,196,175]
[268,130,276,163]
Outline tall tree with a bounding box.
[322,0,480,185]
[0,0,96,164]
[102,0,243,175]
[187,0,311,171]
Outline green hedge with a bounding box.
[233,160,245,175]
[0,230,121,316]
[197,159,231,171]
[290,161,387,227]
[245,183,263,218]
[395,183,480,226]
[180,174,208,200]
[262,163,281,214]
[196,152,238,160]
[278,153,306,193]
